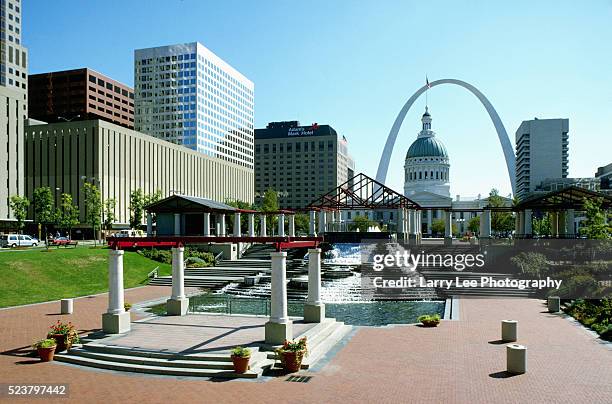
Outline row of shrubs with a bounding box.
[137,247,215,268]
[564,299,612,341]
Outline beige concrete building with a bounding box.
[24,119,254,228]
[0,86,27,227]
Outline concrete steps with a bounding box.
[55,343,272,379]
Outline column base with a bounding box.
[265,320,293,345]
[304,304,325,323]
[166,297,189,316]
[444,237,452,246]
[102,312,131,334]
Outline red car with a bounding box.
[51,237,71,246]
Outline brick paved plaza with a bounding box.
[1,286,611,404]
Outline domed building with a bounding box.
[404,107,453,235]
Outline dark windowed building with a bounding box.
[28,68,135,129]
[255,121,355,209]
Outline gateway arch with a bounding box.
[375,79,516,194]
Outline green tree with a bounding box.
[580,197,611,239]
[55,193,79,239]
[488,188,514,235]
[431,218,445,235]
[349,215,376,232]
[103,198,117,232]
[9,195,29,233]
[144,189,162,227]
[468,215,480,234]
[510,252,549,278]
[261,188,279,235]
[532,213,551,237]
[129,189,146,229]
[33,187,55,248]
[225,199,255,234]
[83,182,102,244]
[294,213,310,235]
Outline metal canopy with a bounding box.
[514,186,612,211]
[146,194,237,214]
[306,172,420,210]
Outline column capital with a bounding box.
[270,251,287,257]
[110,249,124,256]
[308,248,321,254]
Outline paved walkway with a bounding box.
[1,288,611,403]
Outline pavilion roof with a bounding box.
[514,186,612,211]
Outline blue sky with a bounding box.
[24,0,612,197]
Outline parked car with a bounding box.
[50,237,72,246]
[0,234,40,248]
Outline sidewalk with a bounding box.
[1,289,611,403]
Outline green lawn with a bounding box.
[0,247,171,308]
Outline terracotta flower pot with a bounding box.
[48,334,71,352]
[231,355,250,374]
[37,346,56,362]
[282,351,304,373]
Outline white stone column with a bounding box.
[309,210,317,236]
[524,209,533,237]
[480,210,491,239]
[260,215,267,237]
[203,212,210,236]
[304,248,325,322]
[397,208,404,236]
[248,213,255,237]
[427,210,433,236]
[318,210,326,234]
[220,214,226,236]
[517,211,525,238]
[102,250,130,334]
[288,214,295,237]
[265,251,293,344]
[174,213,181,236]
[167,247,189,315]
[550,212,558,237]
[146,212,153,236]
[566,209,575,237]
[233,212,241,237]
[278,213,285,237]
[444,210,452,245]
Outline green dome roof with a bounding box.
[406,136,448,158]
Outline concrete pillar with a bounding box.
[174,213,181,236]
[265,251,293,344]
[548,296,561,313]
[558,211,566,237]
[304,248,325,323]
[248,213,255,237]
[550,212,558,237]
[278,213,285,237]
[219,214,226,237]
[501,320,518,342]
[566,209,575,237]
[397,208,404,236]
[288,215,295,237]
[233,212,241,237]
[427,210,433,235]
[167,247,189,315]
[506,344,527,374]
[444,210,452,245]
[146,212,153,236]
[309,210,317,236]
[524,209,533,237]
[102,250,130,334]
[61,299,73,315]
[260,215,267,237]
[203,212,210,236]
[517,211,525,238]
[318,210,326,234]
[480,210,491,239]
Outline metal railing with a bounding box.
[147,266,159,279]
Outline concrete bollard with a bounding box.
[501,320,517,342]
[61,298,73,314]
[547,296,561,313]
[506,344,527,374]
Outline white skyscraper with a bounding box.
[0,0,27,92]
[515,118,569,200]
[134,42,254,168]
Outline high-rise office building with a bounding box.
[515,118,569,200]
[134,42,254,169]
[28,68,135,129]
[0,0,27,92]
[254,121,355,209]
[0,0,27,228]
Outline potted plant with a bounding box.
[47,320,79,352]
[33,338,57,362]
[418,314,441,327]
[230,346,251,374]
[275,337,308,372]
[124,302,132,311]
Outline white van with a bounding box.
[0,234,40,248]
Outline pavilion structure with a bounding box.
[513,186,612,238]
